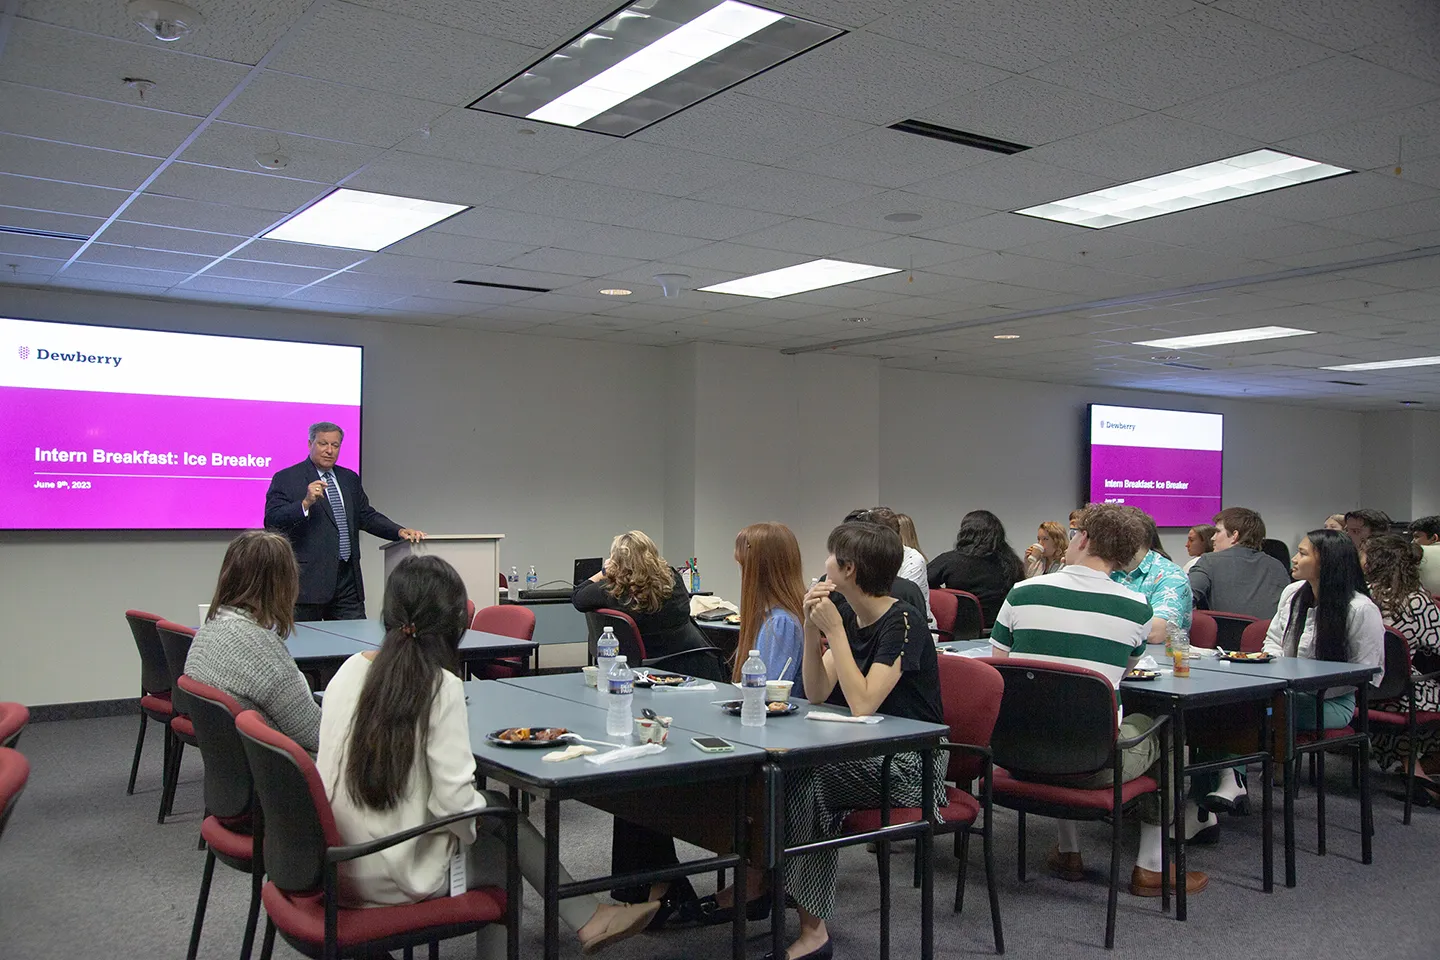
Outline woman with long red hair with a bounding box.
[732,522,807,685]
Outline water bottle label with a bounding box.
[742,674,766,687]
[607,678,633,696]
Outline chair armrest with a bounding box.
[937,741,991,761]
[326,791,515,863]
[1414,667,1440,684]
[1116,713,1170,749]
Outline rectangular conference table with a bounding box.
[1189,655,1380,886]
[939,640,1284,920]
[498,672,948,960]
[293,619,540,675]
[465,680,763,960]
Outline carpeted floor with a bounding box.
[2,713,1436,959]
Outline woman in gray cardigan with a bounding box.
[185,531,320,752]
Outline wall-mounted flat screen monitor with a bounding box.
[1087,404,1223,527]
[0,317,362,530]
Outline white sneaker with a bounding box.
[1200,769,1249,815]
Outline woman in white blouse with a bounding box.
[318,555,658,954]
[1263,529,1385,731]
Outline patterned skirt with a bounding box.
[1369,677,1440,770]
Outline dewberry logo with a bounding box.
[17,345,28,359]
[29,347,122,367]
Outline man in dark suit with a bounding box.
[264,422,424,620]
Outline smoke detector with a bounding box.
[254,150,290,170]
[127,0,203,42]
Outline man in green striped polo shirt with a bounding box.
[990,503,1209,898]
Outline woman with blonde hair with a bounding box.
[896,513,925,561]
[733,522,806,684]
[1023,520,1068,578]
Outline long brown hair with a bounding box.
[1037,520,1067,564]
[602,530,675,614]
[343,555,469,811]
[1362,533,1423,620]
[733,522,806,681]
[896,513,924,560]
[208,530,298,638]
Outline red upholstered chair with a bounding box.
[0,747,29,844]
[126,609,175,796]
[842,656,1006,953]
[0,702,28,749]
[234,711,520,960]
[177,676,262,960]
[1203,611,1261,651]
[986,659,1171,950]
[941,589,986,641]
[470,604,536,680]
[1188,612,1218,650]
[465,598,476,624]
[1239,619,1271,654]
[1367,628,1440,825]
[156,620,200,823]
[930,589,959,641]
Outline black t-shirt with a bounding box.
[822,599,942,725]
[926,550,1020,627]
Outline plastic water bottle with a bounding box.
[507,566,520,599]
[595,626,619,684]
[740,648,767,727]
[526,565,538,594]
[690,559,702,593]
[606,655,634,737]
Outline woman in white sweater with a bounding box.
[318,555,657,954]
[1263,529,1385,730]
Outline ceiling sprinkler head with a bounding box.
[127,1,203,42]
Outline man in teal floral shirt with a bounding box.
[1111,511,1193,646]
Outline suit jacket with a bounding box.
[264,459,403,604]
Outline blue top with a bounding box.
[1110,550,1193,631]
[753,608,805,693]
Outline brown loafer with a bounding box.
[1047,846,1084,882]
[1130,865,1208,897]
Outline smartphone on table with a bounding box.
[692,736,734,753]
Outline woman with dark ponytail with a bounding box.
[1262,529,1385,730]
[318,555,659,954]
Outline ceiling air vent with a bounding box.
[888,119,1030,155]
[1328,379,1366,386]
[452,279,551,293]
[0,225,89,241]
[1163,361,1210,371]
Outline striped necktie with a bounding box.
[323,472,351,561]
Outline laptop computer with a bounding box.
[573,557,604,584]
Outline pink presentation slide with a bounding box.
[2,386,360,530]
[1088,405,1223,527]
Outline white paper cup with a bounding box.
[634,717,669,744]
[766,680,794,703]
[581,665,598,688]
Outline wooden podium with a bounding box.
[380,534,504,608]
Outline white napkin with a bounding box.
[583,743,666,765]
[807,711,883,725]
[943,646,993,659]
[654,681,715,692]
[1135,654,1160,670]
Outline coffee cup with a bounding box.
[634,716,669,744]
[581,665,598,688]
[765,679,794,703]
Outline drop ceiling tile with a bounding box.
[203,258,334,285]
[1211,0,1437,53]
[501,247,647,278]
[179,122,381,183]
[917,210,1080,250]
[1167,55,1440,142]
[179,275,306,299]
[398,280,539,305]
[835,235,984,270]
[0,21,254,117]
[1339,258,1440,291]
[0,135,159,190]
[347,253,495,280]
[16,0,314,66]
[1322,197,1440,240]
[870,0,1195,73]
[669,242,803,275]
[597,302,706,323]
[783,126,996,189]
[1355,30,1440,85]
[612,199,791,241]
[553,142,762,199]
[0,84,198,157]
[342,152,539,207]
[122,194,285,234]
[240,238,371,270]
[1030,7,1332,111]
[553,225,709,261]
[59,261,187,287]
[0,174,127,218]
[0,233,83,259]
[808,190,993,237]
[919,76,1146,148]
[712,298,835,320]
[0,206,101,237]
[693,167,884,218]
[1024,113,1263,183]
[454,264,584,290]
[347,0,623,48]
[47,276,175,296]
[281,285,404,308]
[487,176,671,224]
[449,314,548,334]
[730,219,893,257]
[98,221,244,258]
[78,243,212,274]
[909,156,1112,211]
[0,258,65,281]
[267,2,538,105]
[381,231,533,266]
[379,295,488,317]
[221,71,450,148]
[398,109,612,175]
[1240,170,1439,223]
[1105,203,1296,246]
[742,31,1008,124]
[633,94,871,165]
[1267,239,1408,269]
[146,163,328,214]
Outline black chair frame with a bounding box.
[156,624,199,824]
[125,611,174,796]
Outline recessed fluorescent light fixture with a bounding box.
[700,259,900,299]
[1320,355,1440,372]
[469,0,843,137]
[1132,326,1315,350]
[1015,149,1352,229]
[599,288,632,295]
[265,189,469,251]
